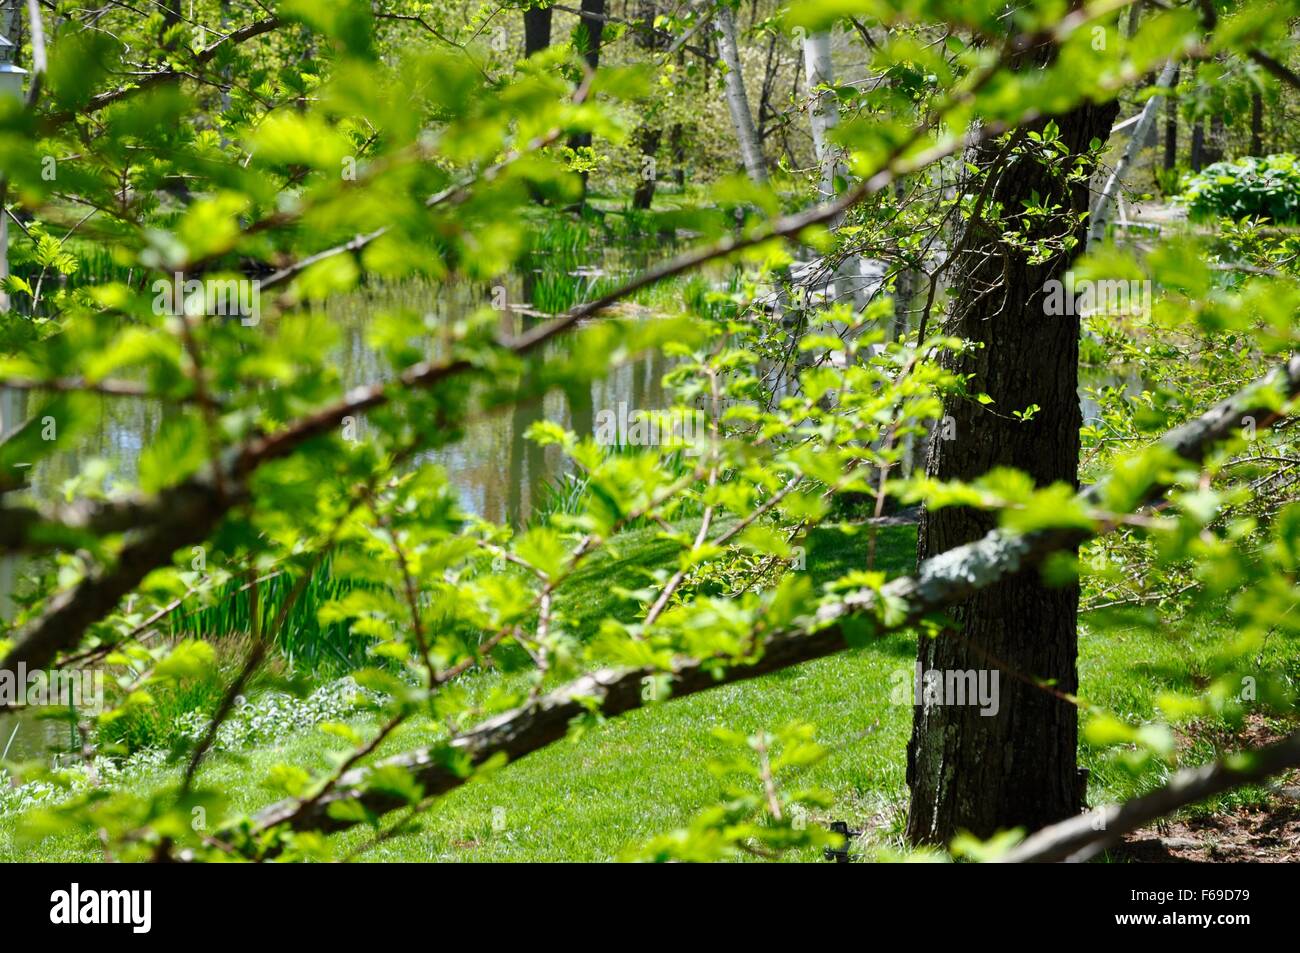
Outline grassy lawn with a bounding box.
[1,522,1288,862]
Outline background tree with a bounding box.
[525,2,553,57]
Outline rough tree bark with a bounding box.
[524,5,552,57]
[906,55,1120,845]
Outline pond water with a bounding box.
[3,269,676,527]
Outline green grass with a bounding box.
[1,522,1291,862]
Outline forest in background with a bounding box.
[0,0,1297,865]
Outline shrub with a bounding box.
[1180,153,1300,223]
[96,636,283,756]
[1153,163,1187,200]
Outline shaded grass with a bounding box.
[1077,614,1299,819]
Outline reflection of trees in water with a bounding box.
[503,326,676,527]
[568,383,594,444]
[11,269,673,531]
[507,312,546,526]
[1,387,27,621]
[0,262,677,755]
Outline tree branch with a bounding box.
[240,354,1300,839]
[0,0,1215,720]
[998,728,1300,863]
[1248,48,1300,91]
[40,16,283,125]
[1,477,239,674]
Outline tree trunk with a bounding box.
[1207,115,1225,165]
[1250,91,1263,155]
[630,1,662,210]
[715,4,766,183]
[524,6,552,57]
[1163,66,1178,169]
[670,120,686,189]
[905,80,1119,845]
[219,0,233,115]
[1088,61,1177,247]
[573,0,606,89]
[803,31,838,201]
[568,0,607,205]
[633,126,662,209]
[521,6,554,206]
[0,0,21,316]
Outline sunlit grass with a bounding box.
[1,522,1288,862]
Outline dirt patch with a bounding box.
[1179,712,1292,754]
[1114,714,1300,862]
[1118,798,1300,862]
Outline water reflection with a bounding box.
[8,271,674,528]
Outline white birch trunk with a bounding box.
[1088,61,1178,247]
[803,31,838,200]
[716,5,766,184]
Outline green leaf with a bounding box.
[138,414,208,494]
[152,640,216,682]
